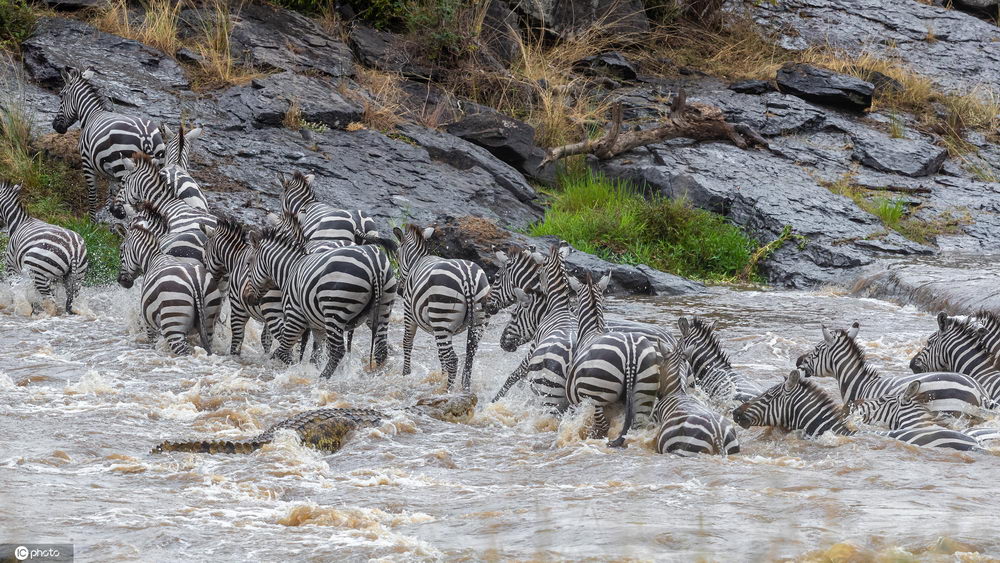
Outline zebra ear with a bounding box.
[847,322,859,339]
[821,324,834,344]
[421,226,434,240]
[596,270,611,292]
[393,227,404,242]
[246,230,261,247]
[567,275,583,295]
[677,316,690,336]
[11,183,23,195]
[265,212,281,227]
[186,126,203,142]
[123,158,137,172]
[494,249,508,265]
[304,174,315,185]
[513,287,531,306]
[558,241,572,259]
[530,251,544,265]
[162,123,174,138]
[784,369,801,391]
[903,380,921,399]
[937,311,949,331]
[81,67,95,80]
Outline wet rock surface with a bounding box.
[217,72,361,130]
[850,129,948,178]
[445,112,554,185]
[851,256,1000,315]
[776,63,874,111]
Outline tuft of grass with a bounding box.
[0,0,36,51]
[92,0,183,55]
[887,113,905,138]
[188,0,266,89]
[871,196,906,228]
[529,168,757,281]
[350,67,407,132]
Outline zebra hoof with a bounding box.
[607,437,627,448]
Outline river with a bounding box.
[1,277,998,561]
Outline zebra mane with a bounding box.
[834,330,887,381]
[947,316,991,349]
[687,317,733,368]
[794,376,846,417]
[215,216,250,244]
[131,152,160,172]
[74,71,113,111]
[259,225,304,252]
[284,171,316,203]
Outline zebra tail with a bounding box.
[193,276,212,356]
[608,363,638,448]
[368,258,384,369]
[66,250,87,314]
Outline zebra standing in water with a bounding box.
[393,224,490,391]
[117,221,222,355]
[565,272,661,447]
[845,382,985,451]
[733,369,855,437]
[910,314,1000,402]
[280,172,381,250]
[0,180,88,314]
[677,317,761,406]
[244,223,397,377]
[796,322,992,415]
[159,123,208,211]
[111,154,216,236]
[652,343,740,456]
[203,218,284,355]
[51,66,164,222]
[486,244,543,316]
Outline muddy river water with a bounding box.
[1,277,998,561]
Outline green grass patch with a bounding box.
[0,0,36,51]
[529,168,760,282]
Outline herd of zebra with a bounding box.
[3,65,1000,457]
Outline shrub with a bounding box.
[0,0,35,51]
[529,168,757,281]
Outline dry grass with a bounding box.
[92,0,182,55]
[189,0,265,89]
[283,99,304,129]
[351,67,407,132]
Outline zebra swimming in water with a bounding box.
[0,180,88,314]
[565,272,661,447]
[51,66,164,222]
[796,322,992,415]
[733,369,854,437]
[652,343,740,456]
[677,316,761,406]
[244,223,397,377]
[393,223,490,392]
[910,313,1000,402]
[117,220,222,356]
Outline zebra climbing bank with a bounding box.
[0,180,88,314]
[51,66,164,222]
[117,220,222,355]
[796,322,992,416]
[393,224,490,392]
[565,272,661,448]
[243,223,397,378]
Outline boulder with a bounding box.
[729,80,774,95]
[636,265,707,296]
[217,72,362,130]
[348,25,437,80]
[851,129,948,177]
[573,52,638,81]
[852,258,1000,315]
[445,112,554,185]
[776,63,874,111]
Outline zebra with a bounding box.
[733,369,854,437]
[795,322,991,415]
[393,223,490,391]
[51,66,164,222]
[845,381,985,451]
[160,123,208,211]
[280,172,382,251]
[651,342,740,456]
[486,244,543,316]
[203,218,284,355]
[909,315,1000,402]
[492,242,675,403]
[244,225,397,378]
[111,154,217,237]
[677,316,761,406]
[117,221,222,355]
[0,180,88,314]
[565,272,661,448]
[122,202,209,264]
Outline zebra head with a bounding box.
[162,123,203,170]
[732,369,848,435]
[111,153,169,220]
[656,341,693,398]
[203,217,249,280]
[500,287,544,352]
[677,316,733,375]
[486,244,543,315]
[795,322,860,378]
[910,313,989,374]
[0,180,25,228]
[279,171,316,218]
[568,270,610,339]
[844,380,932,429]
[243,225,304,306]
[53,66,107,134]
[392,223,434,282]
[117,222,160,288]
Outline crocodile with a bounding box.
[152,393,477,454]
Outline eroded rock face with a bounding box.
[217,72,361,130]
[445,112,554,185]
[776,63,873,111]
[850,129,948,178]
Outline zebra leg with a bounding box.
[401,313,417,376]
[433,329,459,391]
[461,323,485,392]
[261,327,273,353]
[229,306,250,356]
[346,329,354,352]
[29,271,55,309]
[590,406,610,439]
[492,357,529,402]
[320,326,347,379]
[164,328,191,356]
[82,161,99,223]
[274,314,307,365]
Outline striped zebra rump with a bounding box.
[652,395,740,456]
[163,167,208,211]
[407,258,490,334]
[885,427,981,451]
[523,325,576,411]
[87,116,165,180]
[139,256,222,356]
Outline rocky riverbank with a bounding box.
[4,0,998,296]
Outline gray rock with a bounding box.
[852,257,1000,315]
[636,265,707,296]
[43,0,105,9]
[776,63,874,111]
[229,3,353,77]
[480,0,523,65]
[851,129,948,177]
[953,0,1000,10]
[729,80,774,95]
[348,24,437,80]
[574,52,638,81]
[217,72,361,130]
[445,111,554,185]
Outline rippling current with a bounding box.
[2,279,998,561]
